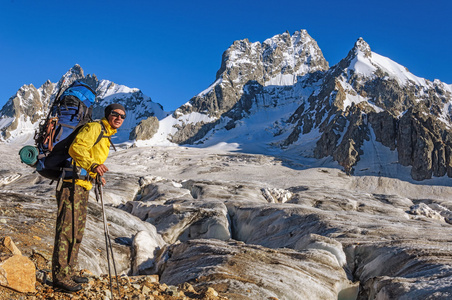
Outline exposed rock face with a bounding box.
[284,38,452,180]
[396,102,452,180]
[367,110,397,150]
[173,35,452,181]
[0,64,85,141]
[130,116,159,140]
[170,30,329,144]
[0,83,51,140]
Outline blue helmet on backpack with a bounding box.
[60,81,96,107]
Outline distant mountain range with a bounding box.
[1,29,451,181]
[0,64,169,144]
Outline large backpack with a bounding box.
[35,120,111,181]
[19,80,108,181]
[35,80,96,149]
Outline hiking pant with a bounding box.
[52,182,89,282]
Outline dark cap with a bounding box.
[105,103,126,118]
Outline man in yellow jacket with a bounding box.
[52,103,126,292]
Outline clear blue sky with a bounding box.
[1,0,451,112]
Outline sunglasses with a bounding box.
[110,111,126,119]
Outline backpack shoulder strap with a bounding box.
[95,121,116,151]
[93,123,104,146]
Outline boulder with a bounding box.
[129,116,159,141]
[0,236,22,255]
[0,237,36,293]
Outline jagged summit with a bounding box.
[214,29,329,85]
[262,29,329,83]
[331,37,426,91]
[332,37,373,75]
[58,64,83,84]
[353,37,372,57]
[57,64,99,91]
[178,29,329,121]
[69,64,84,76]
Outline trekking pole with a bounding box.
[96,176,121,299]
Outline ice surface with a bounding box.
[2,142,452,298]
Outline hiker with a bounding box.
[52,103,126,292]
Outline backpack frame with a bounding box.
[32,80,99,180]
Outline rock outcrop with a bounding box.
[129,116,159,140]
[0,237,36,293]
[396,102,452,180]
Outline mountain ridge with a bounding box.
[1,29,452,181]
[0,64,169,144]
[149,31,452,181]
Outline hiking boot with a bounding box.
[53,279,82,292]
[72,275,89,284]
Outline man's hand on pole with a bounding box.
[93,164,108,176]
[94,164,108,185]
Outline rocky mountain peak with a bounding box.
[69,64,84,77]
[334,38,373,73]
[262,29,329,79]
[353,37,372,58]
[167,31,452,181]
[177,29,329,124]
[56,64,86,88]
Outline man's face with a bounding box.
[108,109,126,129]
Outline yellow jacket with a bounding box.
[68,118,117,190]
